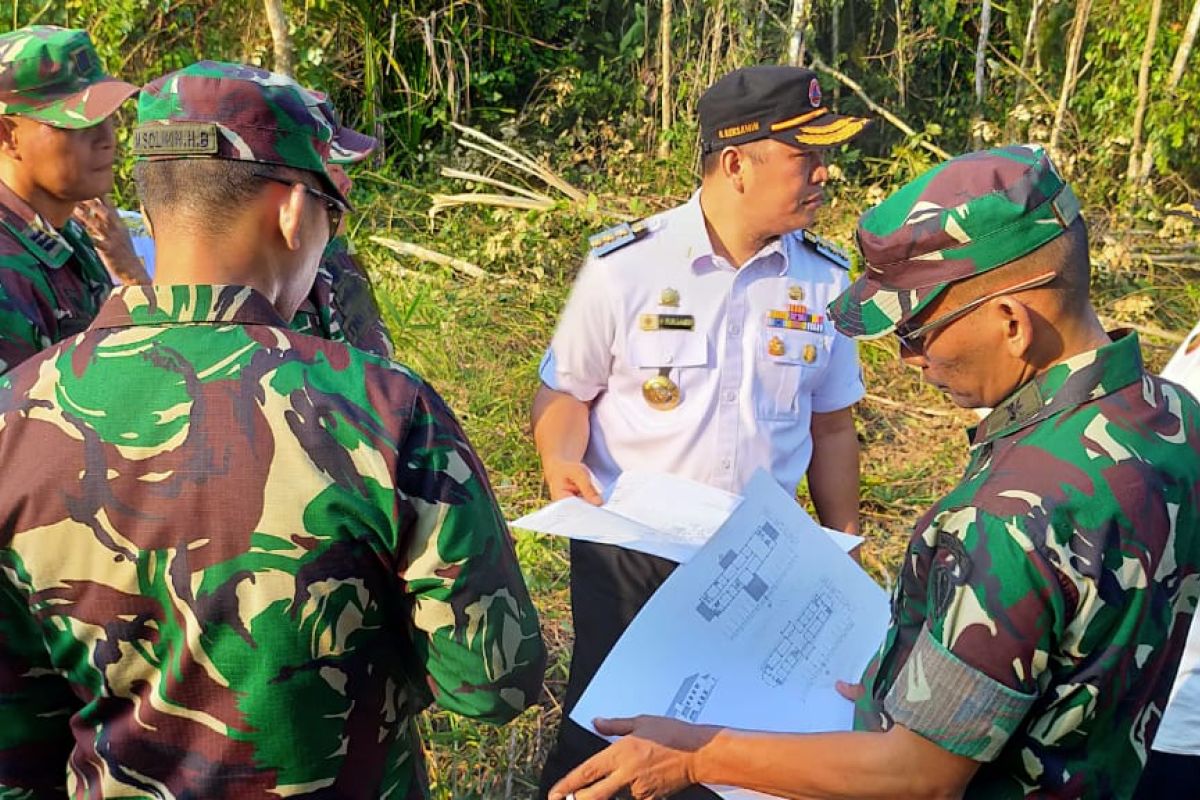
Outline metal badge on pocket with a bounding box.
[642,369,681,410]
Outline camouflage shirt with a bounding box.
[291,235,394,359]
[0,284,545,799]
[0,179,111,374]
[855,331,1200,799]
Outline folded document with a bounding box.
[511,469,863,563]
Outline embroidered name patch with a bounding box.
[717,121,762,139]
[132,123,220,156]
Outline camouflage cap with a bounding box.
[829,144,1082,340]
[0,26,137,129]
[132,61,361,207]
[305,89,378,165]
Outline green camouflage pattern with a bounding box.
[306,88,378,165]
[854,331,1200,798]
[829,145,1082,340]
[134,61,352,206]
[0,284,545,798]
[0,26,137,128]
[291,236,395,359]
[0,178,111,375]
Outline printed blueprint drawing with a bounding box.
[759,579,853,697]
[696,520,798,636]
[571,470,891,800]
[665,673,719,722]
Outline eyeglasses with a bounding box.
[895,271,1058,353]
[254,172,346,236]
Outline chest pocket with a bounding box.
[754,327,833,420]
[626,330,710,407]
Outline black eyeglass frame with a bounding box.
[895,270,1058,353]
[253,171,347,236]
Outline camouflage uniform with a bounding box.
[0,26,138,374]
[830,146,1200,799]
[290,235,395,359]
[0,63,545,799]
[0,180,113,373]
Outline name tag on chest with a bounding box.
[639,313,695,331]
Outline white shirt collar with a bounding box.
[682,189,788,276]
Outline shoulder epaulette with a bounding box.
[589,219,651,258]
[802,229,851,270]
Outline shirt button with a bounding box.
[723,390,736,403]
[664,354,673,364]
[728,324,741,336]
[721,457,732,470]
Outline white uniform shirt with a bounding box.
[539,191,864,496]
[1154,320,1200,756]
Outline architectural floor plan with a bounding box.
[571,470,891,800]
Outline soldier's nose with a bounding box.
[899,341,926,368]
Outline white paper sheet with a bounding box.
[569,470,891,800]
[511,470,862,562]
[1161,319,1200,401]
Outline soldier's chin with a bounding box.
[939,385,982,409]
[78,169,114,200]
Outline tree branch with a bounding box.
[809,54,951,160]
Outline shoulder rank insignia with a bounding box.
[589,219,650,258]
[802,229,851,270]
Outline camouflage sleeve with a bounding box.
[323,238,394,360]
[394,381,545,724]
[0,281,48,375]
[883,507,1053,760]
[0,576,76,795]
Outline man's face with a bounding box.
[898,295,1026,410]
[6,115,117,202]
[740,139,829,234]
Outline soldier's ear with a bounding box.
[139,204,154,239]
[277,183,309,251]
[0,116,18,157]
[993,296,1036,360]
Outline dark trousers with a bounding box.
[1133,750,1200,799]
[538,540,720,800]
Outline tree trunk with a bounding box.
[1017,0,1043,77]
[263,0,294,76]
[658,0,673,158]
[970,0,993,149]
[1169,0,1200,91]
[1049,0,1093,155]
[831,0,841,99]
[787,0,807,66]
[895,0,907,106]
[1127,0,1163,184]
[1008,0,1044,139]
[974,0,992,106]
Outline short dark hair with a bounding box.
[1034,217,1091,312]
[133,159,325,232]
[701,140,773,177]
[939,217,1091,317]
